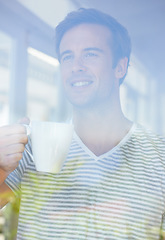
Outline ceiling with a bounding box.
[17,0,165,86]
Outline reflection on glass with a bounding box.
[120,55,161,134]
[27,48,59,121]
[0,31,12,126]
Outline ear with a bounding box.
[114,57,128,79]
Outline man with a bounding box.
[0,8,165,239]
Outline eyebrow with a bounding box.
[60,50,72,61]
[60,47,104,60]
[83,47,104,53]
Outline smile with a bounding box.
[71,81,92,87]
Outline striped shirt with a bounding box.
[5,123,165,239]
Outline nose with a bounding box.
[72,56,87,73]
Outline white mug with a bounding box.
[24,121,74,174]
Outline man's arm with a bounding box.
[0,168,14,208]
[0,121,29,208]
[0,182,15,209]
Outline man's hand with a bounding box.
[0,117,30,173]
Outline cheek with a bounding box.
[61,63,72,77]
[92,63,108,80]
[60,66,68,83]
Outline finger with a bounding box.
[17,117,30,125]
[6,152,23,162]
[3,143,25,156]
[0,124,26,137]
[1,153,22,172]
[0,134,28,147]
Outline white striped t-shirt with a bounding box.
[5,123,165,239]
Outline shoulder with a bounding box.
[134,123,165,144]
[130,123,165,157]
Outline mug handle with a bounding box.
[22,124,31,136]
[22,124,34,162]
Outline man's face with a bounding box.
[59,23,118,109]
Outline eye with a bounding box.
[61,54,73,63]
[84,52,98,58]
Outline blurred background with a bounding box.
[0,0,165,239]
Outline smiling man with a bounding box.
[0,8,165,240]
[59,24,120,109]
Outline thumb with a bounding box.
[17,117,30,125]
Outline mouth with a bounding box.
[71,81,93,87]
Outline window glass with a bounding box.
[27,48,71,122]
[120,55,161,134]
[0,31,12,126]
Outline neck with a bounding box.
[73,94,126,129]
[72,101,132,156]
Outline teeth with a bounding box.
[72,81,91,87]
